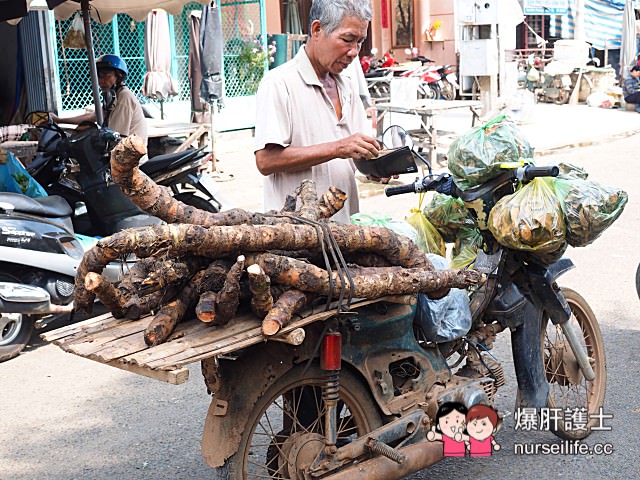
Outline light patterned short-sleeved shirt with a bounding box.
[107,86,148,146]
[255,47,368,224]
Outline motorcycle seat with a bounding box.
[0,193,72,218]
[140,147,206,177]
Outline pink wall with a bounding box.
[370,0,457,65]
[265,0,281,33]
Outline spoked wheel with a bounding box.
[441,82,456,101]
[543,288,606,440]
[213,365,382,479]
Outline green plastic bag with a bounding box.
[450,227,482,269]
[351,212,418,242]
[553,177,628,247]
[423,193,477,243]
[488,177,566,253]
[0,150,48,198]
[406,208,446,257]
[448,115,534,190]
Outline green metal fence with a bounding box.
[55,1,266,112]
[55,14,145,111]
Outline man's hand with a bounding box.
[334,133,380,160]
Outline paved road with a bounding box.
[1,135,639,479]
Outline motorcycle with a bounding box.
[27,116,224,236]
[522,55,573,105]
[201,129,606,479]
[0,191,128,362]
[362,49,397,101]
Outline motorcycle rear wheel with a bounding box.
[0,268,34,362]
[543,288,606,440]
[212,364,382,480]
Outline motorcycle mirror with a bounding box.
[382,125,415,150]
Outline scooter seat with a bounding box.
[140,147,205,177]
[0,193,72,218]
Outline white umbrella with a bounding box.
[142,9,179,119]
[6,0,209,125]
[619,0,636,78]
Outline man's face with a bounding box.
[632,69,640,78]
[312,16,368,75]
[98,68,118,90]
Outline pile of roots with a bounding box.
[74,136,484,346]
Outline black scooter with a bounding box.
[28,119,224,236]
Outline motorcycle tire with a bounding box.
[553,89,570,105]
[543,287,606,440]
[211,364,382,480]
[0,268,34,362]
[173,193,219,213]
[441,83,456,101]
[636,263,640,300]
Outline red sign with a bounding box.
[381,0,389,29]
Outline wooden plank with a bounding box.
[93,319,212,363]
[63,320,151,356]
[174,125,207,152]
[41,312,117,342]
[150,297,389,369]
[122,316,260,367]
[104,359,190,385]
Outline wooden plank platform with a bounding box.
[42,296,412,385]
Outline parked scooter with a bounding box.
[362,49,396,101]
[27,116,224,236]
[203,129,605,478]
[523,55,573,105]
[0,192,126,361]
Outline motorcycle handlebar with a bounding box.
[522,165,559,181]
[385,183,417,196]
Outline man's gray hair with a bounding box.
[309,0,373,34]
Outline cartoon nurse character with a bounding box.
[426,402,468,457]
[462,404,502,457]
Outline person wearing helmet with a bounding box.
[50,54,148,144]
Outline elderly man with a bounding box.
[254,0,379,223]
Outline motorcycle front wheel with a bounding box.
[543,287,606,440]
[212,364,382,480]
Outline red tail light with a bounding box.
[321,332,342,371]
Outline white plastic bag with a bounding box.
[63,14,87,49]
[413,254,472,343]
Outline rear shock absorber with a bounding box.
[321,331,342,455]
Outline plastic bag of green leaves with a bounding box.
[488,177,566,253]
[351,212,418,243]
[0,150,47,198]
[406,208,446,257]
[553,176,627,247]
[423,193,477,242]
[451,227,483,269]
[448,115,534,190]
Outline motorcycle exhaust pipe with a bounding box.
[322,440,443,480]
[0,282,74,315]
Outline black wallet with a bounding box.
[354,146,418,178]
